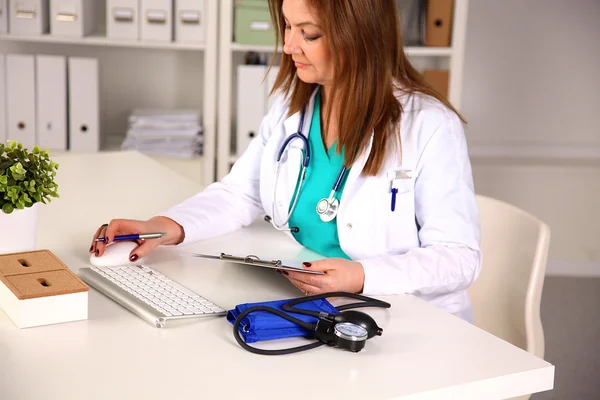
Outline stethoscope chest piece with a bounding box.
[316,197,339,222]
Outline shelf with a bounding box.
[231,42,452,57]
[0,33,206,51]
[231,43,280,53]
[405,47,452,57]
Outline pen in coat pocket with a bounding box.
[94,233,167,242]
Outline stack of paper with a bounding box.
[120,109,203,158]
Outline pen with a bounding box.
[94,233,167,242]
[390,188,398,212]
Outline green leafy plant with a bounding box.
[0,140,59,214]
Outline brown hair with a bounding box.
[267,0,464,176]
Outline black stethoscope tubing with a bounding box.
[232,292,391,356]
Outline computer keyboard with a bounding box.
[77,264,227,328]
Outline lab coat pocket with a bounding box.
[378,178,419,252]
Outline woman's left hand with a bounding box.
[279,258,365,295]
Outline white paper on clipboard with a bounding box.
[184,252,325,275]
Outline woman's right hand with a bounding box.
[89,216,185,260]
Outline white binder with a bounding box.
[106,0,138,40]
[50,0,95,37]
[36,55,67,150]
[174,0,204,43]
[266,65,281,112]
[0,0,8,34]
[6,54,36,150]
[8,0,49,35]
[0,55,6,144]
[236,65,267,157]
[68,57,99,152]
[140,0,172,42]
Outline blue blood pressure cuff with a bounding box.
[226,298,339,343]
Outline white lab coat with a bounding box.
[160,86,482,322]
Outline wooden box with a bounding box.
[0,250,88,328]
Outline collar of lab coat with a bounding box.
[280,86,374,215]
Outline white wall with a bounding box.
[462,0,600,276]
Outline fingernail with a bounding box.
[95,250,99,256]
[89,245,93,252]
[303,262,312,268]
[130,254,138,262]
[281,270,289,276]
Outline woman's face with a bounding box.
[282,0,334,87]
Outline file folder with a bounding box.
[106,0,139,40]
[36,55,67,151]
[68,57,100,152]
[187,253,325,275]
[6,54,36,150]
[424,0,454,47]
[236,65,267,157]
[0,0,8,34]
[0,54,6,144]
[175,0,205,43]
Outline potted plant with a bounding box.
[0,141,59,254]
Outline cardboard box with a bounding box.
[423,69,449,99]
[50,0,96,37]
[140,0,173,42]
[0,250,88,328]
[175,0,205,43]
[8,0,49,35]
[234,0,275,46]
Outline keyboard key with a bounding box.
[166,281,201,298]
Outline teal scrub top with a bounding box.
[288,90,351,260]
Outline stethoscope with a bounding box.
[265,106,347,233]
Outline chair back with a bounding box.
[469,195,551,360]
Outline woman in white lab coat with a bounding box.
[90,0,481,321]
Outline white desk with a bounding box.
[0,151,554,400]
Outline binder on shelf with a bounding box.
[68,57,99,152]
[6,54,36,150]
[423,69,449,99]
[106,0,139,40]
[8,0,49,35]
[424,0,454,47]
[36,55,67,151]
[50,0,95,37]
[396,0,425,46]
[0,0,8,34]
[140,0,173,42]
[0,55,6,144]
[174,0,205,44]
[266,65,280,112]
[236,65,267,157]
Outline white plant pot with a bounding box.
[0,203,39,254]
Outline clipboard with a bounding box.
[186,253,325,275]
